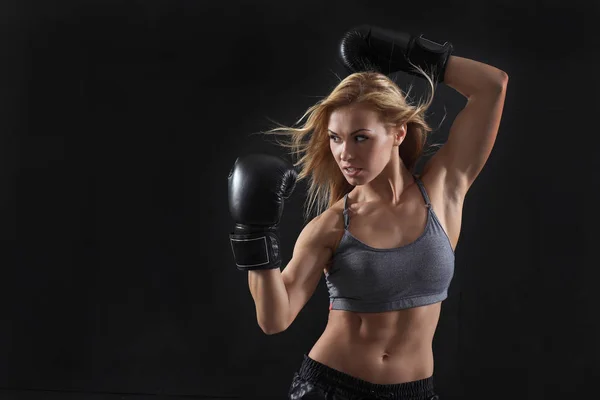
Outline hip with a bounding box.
[308,337,434,385]
[289,353,439,400]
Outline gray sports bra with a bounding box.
[325,175,455,313]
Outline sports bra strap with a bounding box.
[342,193,350,229]
[413,175,431,208]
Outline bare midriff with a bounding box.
[307,301,442,385]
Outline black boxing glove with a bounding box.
[339,24,454,83]
[228,154,298,271]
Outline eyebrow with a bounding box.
[327,128,372,136]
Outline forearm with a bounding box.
[248,269,290,335]
[443,55,508,98]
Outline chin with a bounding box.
[346,176,367,185]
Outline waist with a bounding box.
[309,334,434,385]
[308,306,441,384]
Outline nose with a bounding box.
[339,142,354,162]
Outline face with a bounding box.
[328,103,405,185]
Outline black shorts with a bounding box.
[288,354,440,400]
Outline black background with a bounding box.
[1,0,598,399]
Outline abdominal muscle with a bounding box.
[307,301,442,385]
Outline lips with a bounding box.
[343,167,362,177]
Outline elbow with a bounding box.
[484,69,509,94]
[260,318,290,335]
[262,324,288,335]
[263,327,285,335]
[480,73,508,98]
[496,70,509,89]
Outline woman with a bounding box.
[228,25,508,400]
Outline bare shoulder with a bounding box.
[307,200,346,253]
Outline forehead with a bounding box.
[328,103,382,129]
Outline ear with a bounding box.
[392,123,407,146]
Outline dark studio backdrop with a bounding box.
[0,0,598,399]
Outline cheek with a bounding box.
[373,138,395,154]
[363,141,384,159]
[365,141,393,165]
[329,142,338,157]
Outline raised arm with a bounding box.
[423,56,508,200]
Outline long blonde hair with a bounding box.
[263,69,439,223]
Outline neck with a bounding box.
[353,154,414,206]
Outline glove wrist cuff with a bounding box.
[229,231,282,271]
[407,36,454,83]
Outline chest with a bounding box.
[324,178,462,275]
[345,199,429,250]
[326,226,455,298]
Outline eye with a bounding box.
[328,135,368,143]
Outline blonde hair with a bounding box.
[263,68,440,223]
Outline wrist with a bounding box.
[230,230,282,271]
